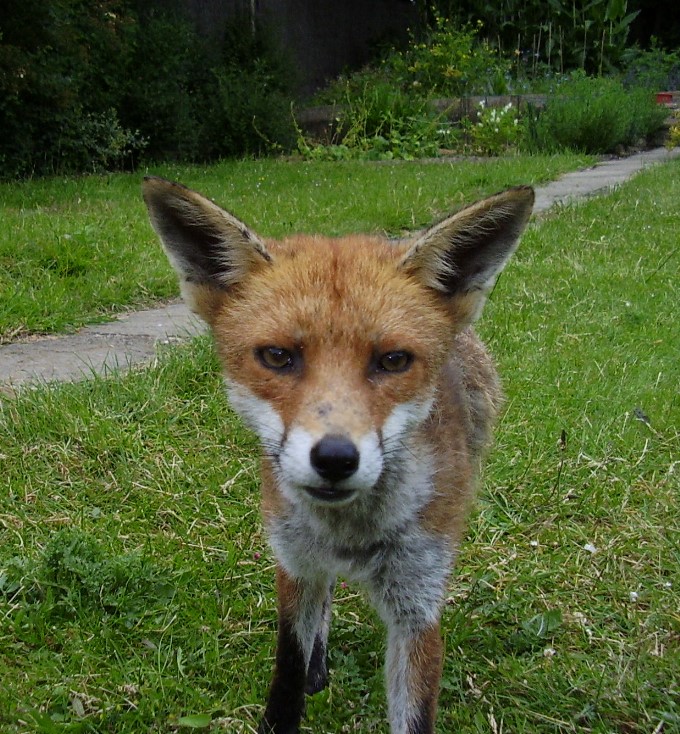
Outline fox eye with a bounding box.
[257,346,296,371]
[376,350,413,373]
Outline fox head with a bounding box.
[143,177,533,510]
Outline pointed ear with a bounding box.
[400,186,534,322]
[142,176,272,322]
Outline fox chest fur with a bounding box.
[143,178,533,734]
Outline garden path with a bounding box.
[1,147,678,389]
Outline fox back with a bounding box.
[143,178,534,734]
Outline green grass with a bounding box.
[1,159,678,733]
[0,154,594,343]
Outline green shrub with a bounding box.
[316,15,510,106]
[621,42,680,91]
[118,9,214,163]
[666,110,680,149]
[207,17,296,157]
[0,3,296,178]
[466,101,522,155]
[0,0,143,177]
[388,15,510,97]
[523,74,667,154]
[299,81,445,160]
[302,15,509,160]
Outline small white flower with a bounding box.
[629,591,639,602]
[543,647,557,657]
[530,540,539,547]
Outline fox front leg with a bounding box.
[259,567,333,734]
[371,536,451,734]
[385,622,443,734]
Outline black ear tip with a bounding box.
[509,185,535,205]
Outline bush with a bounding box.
[316,15,510,106]
[0,2,296,178]
[621,42,680,91]
[523,74,667,154]
[387,15,511,97]
[0,0,143,177]
[466,101,522,155]
[666,111,680,149]
[207,17,296,157]
[302,15,509,160]
[299,78,446,160]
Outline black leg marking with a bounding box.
[409,699,436,734]
[259,616,306,734]
[305,631,329,695]
[304,582,333,695]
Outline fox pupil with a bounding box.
[378,351,412,373]
[257,346,294,371]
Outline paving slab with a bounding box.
[532,146,680,213]
[0,303,203,388]
[1,147,678,389]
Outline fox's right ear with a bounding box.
[142,176,272,322]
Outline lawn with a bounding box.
[0,153,596,343]
[0,158,678,734]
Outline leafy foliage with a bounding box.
[666,110,680,149]
[523,73,667,154]
[303,18,509,160]
[466,101,523,155]
[434,0,641,75]
[2,528,174,616]
[0,1,295,178]
[387,15,510,97]
[620,40,680,90]
[299,82,445,160]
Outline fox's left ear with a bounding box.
[400,186,534,322]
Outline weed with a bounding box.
[666,111,680,149]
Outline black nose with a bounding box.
[310,435,360,482]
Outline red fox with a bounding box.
[143,177,534,734]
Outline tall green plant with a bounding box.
[435,0,639,75]
[523,74,666,154]
[0,2,296,178]
[389,14,510,96]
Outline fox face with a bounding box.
[143,177,534,734]
[213,233,453,514]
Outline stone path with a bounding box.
[1,147,678,389]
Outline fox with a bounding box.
[142,176,534,734]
